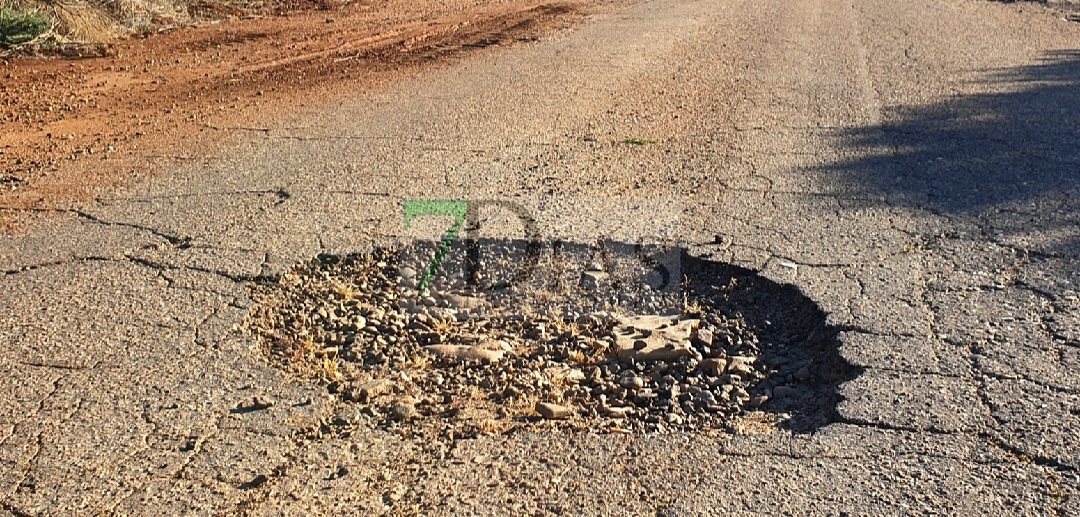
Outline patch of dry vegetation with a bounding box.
[2,0,123,51]
[1,0,288,53]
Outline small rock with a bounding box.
[581,270,608,291]
[731,386,750,402]
[794,366,811,382]
[603,405,633,418]
[246,396,274,411]
[417,331,443,345]
[426,344,505,363]
[698,357,725,375]
[535,402,572,419]
[620,376,645,390]
[327,381,344,394]
[388,398,417,420]
[726,356,756,376]
[332,407,360,426]
[546,366,586,384]
[503,386,523,398]
[428,307,457,321]
[613,315,699,362]
[772,385,798,398]
[443,293,486,310]
[358,379,394,400]
[695,328,714,347]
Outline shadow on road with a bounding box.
[680,253,860,432]
[822,50,1080,253]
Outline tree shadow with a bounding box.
[680,252,860,432]
[819,50,1080,254]
[417,238,860,432]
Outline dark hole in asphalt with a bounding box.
[246,238,861,437]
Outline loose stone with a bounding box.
[772,385,798,398]
[426,344,505,363]
[581,270,609,291]
[389,398,417,420]
[535,402,572,419]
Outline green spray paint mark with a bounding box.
[402,199,469,291]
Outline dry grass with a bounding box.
[2,0,122,47]
[729,412,779,436]
[545,306,582,336]
[430,317,456,335]
[1,0,242,50]
[565,349,587,364]
[329,278,361,301]
[254,331,343,381]
[682,293,705,317]
[50,1,121,42]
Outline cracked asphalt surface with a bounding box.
[3,0,1080,513]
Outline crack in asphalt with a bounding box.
[157,268,243,302]
[963,335,1080,398]
[3,3,1079,509]
[2,252,275,285]
[2,256,115,277]
[713,434,1044,467]
[124,255,276,286]
[0,376,61,450]
[3,377,89,505]
[16,361,111,371]
[805,215,1080,474]
[93,188,295,206]
[71,209,192,248]
[168,414,228,485]
[935,283,1080,472]
[7,199,1076,497]
[836,413,1078,474]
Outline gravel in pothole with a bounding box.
[245,239,789,437]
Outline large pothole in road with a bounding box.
[244,239,856,438]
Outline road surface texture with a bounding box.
[0,0,630,227]
[3,0,1080,514]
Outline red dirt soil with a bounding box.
[0,0,626,231]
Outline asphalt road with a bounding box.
[3,0,1080,514]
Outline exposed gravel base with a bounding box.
[245,239,838,438]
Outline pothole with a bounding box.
[245,239,856,438]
